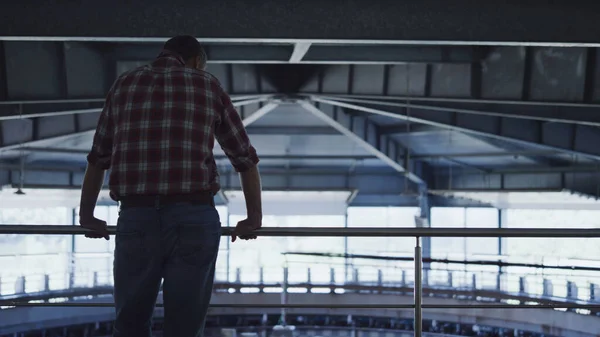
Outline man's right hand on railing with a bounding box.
[79,215,110,240]
[231,216,261,242]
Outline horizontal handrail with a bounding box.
[3,301,600,310]
[3,225,600,237]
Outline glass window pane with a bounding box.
[503,209,600,298]
[465,208,498,256]
[0,207,71,294]
[347,207,419,284]
[431,207,466,260]
[227,214,346,284]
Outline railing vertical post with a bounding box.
[414,237,422,337]
[235,268,241,284]
[44,274,50,292]
[93,271,99,287]
[590,283,597,301]
[69,272,75,289]
[519,277,527,294]
[496,272,502,291]
[259,267,264,293]
[330,268,336,294]
[281,267,288,326]
[15,276,25,294]
[543,279,553,297]
[567,281,578,299]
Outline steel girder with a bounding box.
[1,161,597,202]
[2,44,600,117]
[1,1,600,45]
[433,169,600,198]
[0,165,418,207]
[88,42,482,64]
[0,99,276,152]
[299,101,426,186]
[313,97,600,162]
[0,95,269,121]
[322,96,600,128]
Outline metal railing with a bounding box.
[2,225,600,337]
[3,268,599,310]
[3,254,600,303]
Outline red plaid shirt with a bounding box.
[87,50,259,199]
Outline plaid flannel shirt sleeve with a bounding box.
[87,87,115,170]
[214,88,259,172]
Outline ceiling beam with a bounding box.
[3,162,599,202]
[289,42,311,63]
[0,165,410,196]
[433,169,600,199]
[313,97,600,161]
[244,126,339,135]
[321,96,600,127]
[0,94,261,106]
[379,124,440,135]
[2,2,600,46]
[241,102,278,127]
[316,94,600,110]
[0,96,271,121]
[4,147,572,163]
[466,134,572,167]
[0,99,275,152]
[108,42,483,64]
[299,101,425,186]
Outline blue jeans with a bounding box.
[112,202,221,337]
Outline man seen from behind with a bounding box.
[78,35,263,337]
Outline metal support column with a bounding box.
[497,209,508,291]
[417,187,431,285]
[281,266,288,326]
[344,209,349,283]
[226,213,231,283]
[69,208,76,289]
[414,237,423,337]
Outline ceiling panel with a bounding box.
[250,104,329,127]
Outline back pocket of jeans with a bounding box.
[115,231,148,274]
[175,222,221,267]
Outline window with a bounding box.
[346,207,419,284]
[503,209,600,299]
[430,207,498,288]
[0,207,71,294]
[227,214,345,284]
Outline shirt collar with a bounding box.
[153,49,186,67]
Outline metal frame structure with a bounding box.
[2,225,600,337]
[4,37,600,203]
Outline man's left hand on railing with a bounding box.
[231,217,261,242]
[79,216,110,240]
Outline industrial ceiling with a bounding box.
[2,1,600,207]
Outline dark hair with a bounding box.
[163,35,207,63]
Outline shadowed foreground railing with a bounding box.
[2,225,600,337]
[89,326,466,337]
